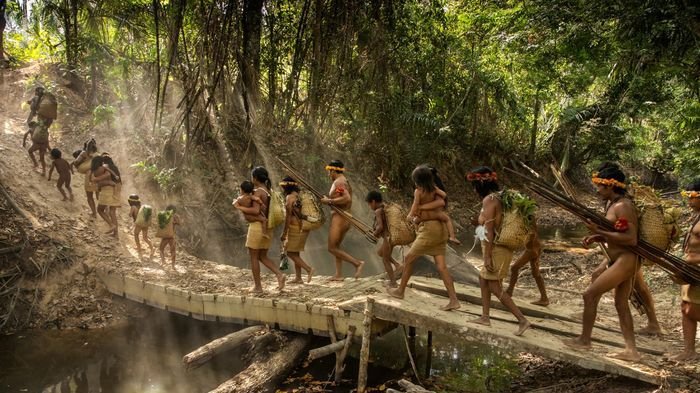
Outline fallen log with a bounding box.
[335,325,356,384]
[183,325,267,370]
[209,331,310,393]
[385,379,436,393]
[307,338,351,361]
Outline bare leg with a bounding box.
[529,255,549,306]
[506,250,533,296]
[288,252,312,284]
[66,183,73,201]
[388,253,418,299]
[56,182,68,201]
[159,238,168,266]
[109,207,119,237]
[443,215,461,245]
[608,272,641,362]
[142,228,155,258]
[563,256,636,351]
[248,248,264,293]
[134,227,143,254]
[28,145,38,167]
[86,192,97,218]
[97,205,112,228]
[670,302,699,361]
[258,249,285,290]
[378,241,396,287]
[634,268,662,335]
[434,255,460,311]
[327,214,363,280]
[487,279,531,336]
[169,238,176,268]
[470,276,492,326]
[39,150,46,176]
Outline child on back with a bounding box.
[408,167,460,245]
[128,194,155,257]
[47,148,74,201]
[233,180,269,237]
[367,191,402,287]
[155,205,182,269]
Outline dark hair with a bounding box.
[166,204,176,212]
[685,179,700,192]
[412,165,436,192]
[365,190,383,203]
[280,176,300,195]
[327,160,345,174]
[596,162,626,195]
[83,138,97,154]
[50,148,61,159]
[469,166,500,198]
[103,156,122,183]
[240,180,254,194]
[128,194,141,207]
[90,156,104,172]
[72,150,82,159]
[251,166,272,190]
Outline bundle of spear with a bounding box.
[506,167,700,286]
[276,158,377,244]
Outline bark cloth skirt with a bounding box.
[407,220,448,257]
[682,284,700,305]
[479,242,513,281]
[98,184,122,207]
[285,223,309,253]
[246,221,272,250]
[84,171,97,193]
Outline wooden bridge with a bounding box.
[95,250,673,387]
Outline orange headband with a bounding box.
[279,181,298,187]
[466,172,498,182]
[591,176,626,189]
[325,165,345,172]
[681,190,700,198]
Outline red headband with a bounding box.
[466,172,498,182]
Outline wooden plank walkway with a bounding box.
[95,255,671,386]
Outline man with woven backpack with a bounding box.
[466,167,531,336]
[669,180,700,361]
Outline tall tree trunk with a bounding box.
[529,90,540,159]
[0,0,6,62]
[266,0,278,113]
[308,0,324,130]
[152,0,161,133]
[242,0,263,96]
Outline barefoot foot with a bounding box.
[515,319,531,336]
[668,351,699,361]
[606,350,641,362]
[637,325,664,336]
[277,274,286,290]
[448,237,462,246]
[562,338,592,351]
[330,276,345,282]
[439,300,461,311]
[470,316,491,327]
[354,261,365,279]
[306,268,314,283]
[248,287,264,295]
[289,278,304,284]
[387,288,404,299]
[531,298,550,307]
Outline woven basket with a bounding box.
[77,159,92,174]
[156,211,175,238]
[495,210,529,250]
[37,93,58,120]
[135,205,153,228]
[385,203,416,246]
[266,190,286,229]
[300,190,325,231]
[31,124,49,144]
[638,205,669,266]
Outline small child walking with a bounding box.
[128,194,155,257]
[366,191,402,287]
[233,180,269,238]
[47,148,74,201]
[26,122,51,177]
[156,205,182,269]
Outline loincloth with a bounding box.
[479,242,513,281]
[407,220,447,257]
[98,185,122,207]
[285,223,309,253]
[682,284,700,305]
[246,221,272,250]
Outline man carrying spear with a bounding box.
[320,160,365,280]
[670,180,700,361]
[563,163,642,362]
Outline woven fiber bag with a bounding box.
[638,205,670,266]
[299,190,325,231]
[384,203,416,246]
[77,158,92,174]
[495,209,529,250]
[37,92,58,120]
[135,205,153,229]
[156,210,175,238]
[31,124,49,144]
[266,190,286,229]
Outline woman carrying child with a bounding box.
[279,177,314,284]
[234,166,286,293]
[387,165,460,311]
[91,154,122,237]
[72,138,98,218]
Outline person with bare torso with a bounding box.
[467,167,531,336]
[279,176,314,284]
[563,163,641,362]
[71,138,99,218]
[670,180,700,361]
[91,154,122,237]
[320,160,365,281]
[47,148,73,201]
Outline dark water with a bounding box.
[0,310,517,393]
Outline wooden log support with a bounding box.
[335,325,356,384]
[327,315,338,343]
[209,332,310,393]
[357,297,375,393]
[182,325,267,370]
[307,338,350,361]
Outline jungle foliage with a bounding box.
[3,0,699,188]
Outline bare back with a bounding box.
[53,158,71,179]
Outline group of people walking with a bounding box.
[23,86,699,364]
